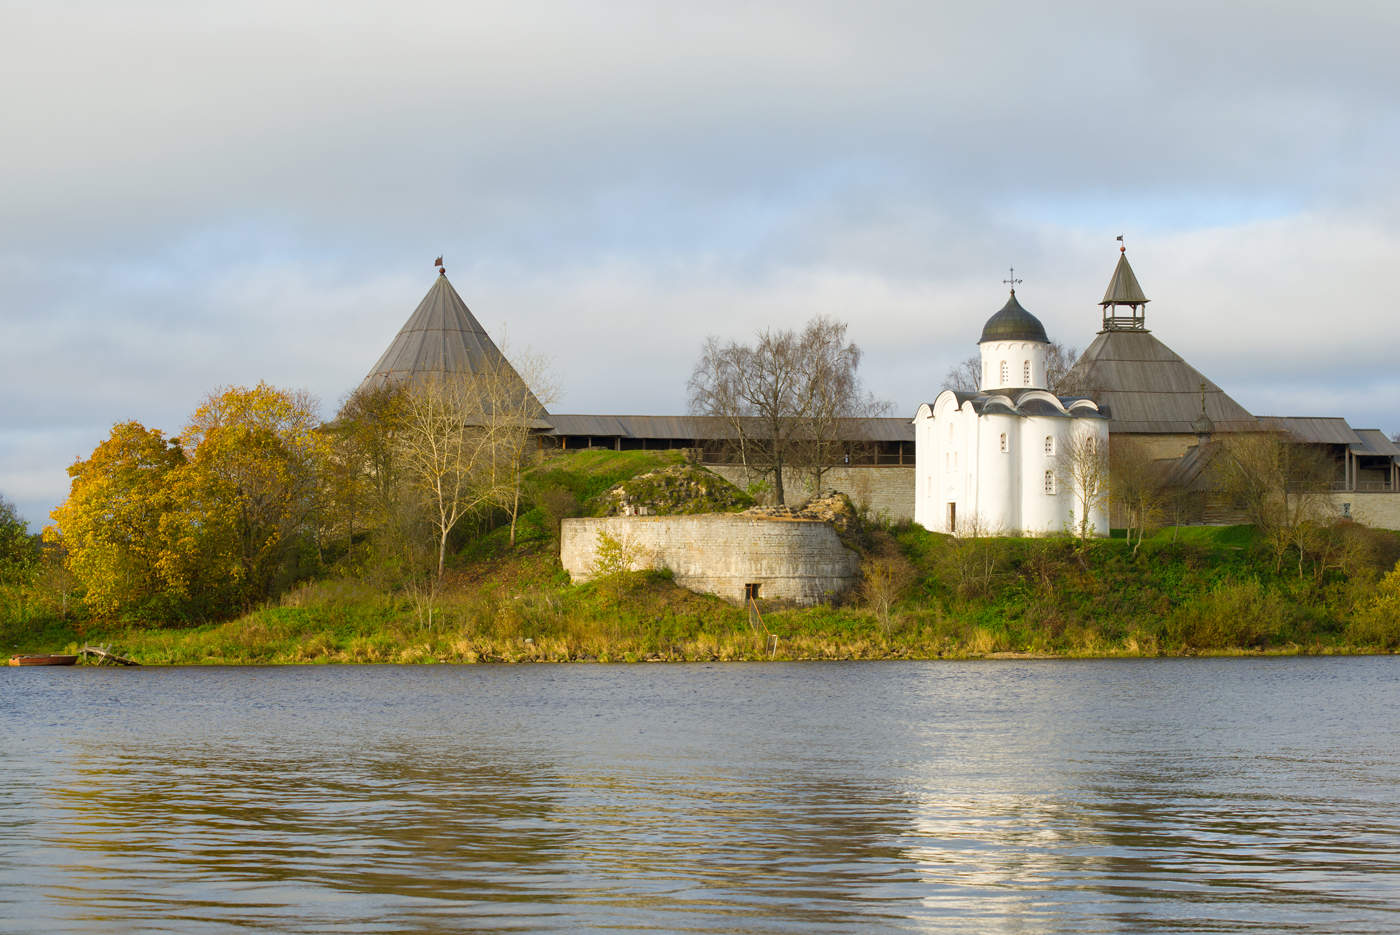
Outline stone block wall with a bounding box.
[1330,493,1400,530]
[560,514,861,605]
[706,465,915,522]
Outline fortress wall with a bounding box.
[560,515,861,606]
[1109,433,1200,461]
[706,465,916,522]
[1330,493,1400,530]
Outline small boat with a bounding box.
[8,654,79,667]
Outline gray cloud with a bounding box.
[3,0,1398,527]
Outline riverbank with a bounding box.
[8,449,1400,663]
[9,522,1400,664]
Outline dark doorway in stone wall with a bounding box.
[744,583,761,601]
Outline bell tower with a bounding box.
[1100,240,1150,332]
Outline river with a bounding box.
[2,658,1398,933]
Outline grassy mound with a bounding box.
[599,463,754,516]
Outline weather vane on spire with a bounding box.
[1116,234,1125,253]
[434,255,445,277]
[1003,266,1022,294]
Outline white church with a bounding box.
[913,280,1110,537]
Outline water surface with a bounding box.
[2,658,1398,933]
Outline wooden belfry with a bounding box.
[1101,237,1150,332]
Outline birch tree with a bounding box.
[394,355,551,577]
[1217,433,1336,575]
[1058,429,1110,543]
[689,316,881,504]
[1110,439,1171,556]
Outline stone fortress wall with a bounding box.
[560,514,861,606]
[1331,493,1400,531]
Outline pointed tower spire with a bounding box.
[358,273,546,420]
[1099,239,1150,332]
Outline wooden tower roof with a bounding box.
[358,272,546,415]
[1064,330,1258,435]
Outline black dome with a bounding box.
[979,291,1049,344]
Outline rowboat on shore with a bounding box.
[8,654,79,666]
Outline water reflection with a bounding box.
[2,660,1399,934]
[38,742,571,932]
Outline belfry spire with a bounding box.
[1099,239,1150,332]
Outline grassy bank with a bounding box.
[6,451,1400,663]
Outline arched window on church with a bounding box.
[999,361,1009,386]
[1044,470,1055,495]
[999,432,1008,453]
[1044,435,1054,456]
[1023,360,1031,385]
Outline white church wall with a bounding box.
[1018,417,1069,534]
[961,405,982,534]
[913,404,935,529]
[978,411,1018,534]
[922,393,972,534]
[1065,420,1111,538]
[980,340,1047,391]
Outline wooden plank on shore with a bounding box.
[78,646,140,666]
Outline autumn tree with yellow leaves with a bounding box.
[47,421,190,617]
[47,384,329,619]
[176,382,327,602]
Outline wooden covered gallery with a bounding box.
[540,414,915,467]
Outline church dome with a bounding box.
[979,292,1049,344]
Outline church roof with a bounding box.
[1100,251,1150,306]
[979,291,1049,344]
[358,273,545,414]
[1063,330,1258,435]
[939,389,1106,420]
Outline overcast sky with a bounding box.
[4,0,1398,529]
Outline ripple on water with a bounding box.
[1,658,1398,934]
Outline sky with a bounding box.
[4,0,1399,530]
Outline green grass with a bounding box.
[6,449,1398,663]
[529,449,685,506]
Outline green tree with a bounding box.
[0,495,36,585]
[327,383,408,555]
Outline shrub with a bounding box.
[1346,560,1400,650]
[588,529,653,601]
[1164,577,1290,650]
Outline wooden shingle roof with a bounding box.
[1064,330,1259,435]
[542,414,915,443]
[359,274,545,413]
[1100,251,1150,307]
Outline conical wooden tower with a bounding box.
[1065,247,1256,436]
[359,267,546,417]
